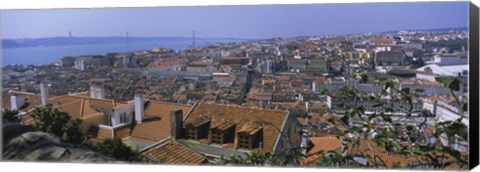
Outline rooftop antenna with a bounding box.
[126,31,130,44]
[192,29,196,48]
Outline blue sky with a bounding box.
[0,2,469,39]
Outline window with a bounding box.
[211,130,223,144]
[185,116,211,140]
[210,122,235,144]
[120,112,127,123]
[105,114,112,126]
[237,133,251,149]
[186,127,196,140]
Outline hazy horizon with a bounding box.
[1,2,469,40]
[1,26,469,41]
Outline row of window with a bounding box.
[185,124,262,149]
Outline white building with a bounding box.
[417,64,468,77]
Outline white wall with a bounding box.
[416,73,436,82]
[110,104,135,127]
[423,100,468,127]
[10,96,25,110]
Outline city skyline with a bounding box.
[1,2,469,39]
[1,2,474,170]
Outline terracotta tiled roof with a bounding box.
[349,139,420,168]
[211,120,236,131]
[303,131,468,169]
[310,103,329,110]
[302,135,342,166]
[49,95,122,119]
[303,137,460,168]
[297,113,333,126]
[114,125,131,139]
[247,92,272,100]
[238,123,263,135]
[141,139,206,165]
[187,116,212,127]
[240,102,262,109]
[87,126,113,142]
[131,101,192,142]
[203,94,217,101]
[185,103,288,152]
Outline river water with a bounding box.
[2,38,237,66]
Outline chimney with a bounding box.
[40,82,49,106]
[300,132,310,155]
[10,95,25,110]
[134,94,145,123]
[89,83,105,99]
[170,109,184,140]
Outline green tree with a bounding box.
[219,147,306,166]
[2,109,20,122]
[204,76,468,170]
[62,118,84,144]
[31,107,70,136]
[30,107,84,143]
[91,137,143,162]
[317,76,468,169]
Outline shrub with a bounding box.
[30,107,84,143]
[91,137,143,162]
[2,109,20,122]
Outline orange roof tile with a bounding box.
[131,101,192,142]
[141,139,206,165]
[49,95,121,119]
[349,139,424,168]
[302,135,342,166]
[185,103,288,152]
[211,120,236,131]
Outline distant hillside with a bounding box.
[380,27,468,34]
[1,36,244,49]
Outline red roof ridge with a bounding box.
[8,90,36,96]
